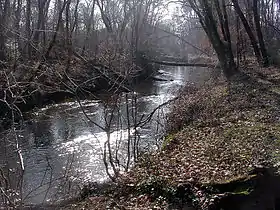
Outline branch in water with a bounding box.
[137,96,179,127]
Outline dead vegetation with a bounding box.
[58,66,280,209]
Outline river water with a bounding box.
[0,66,211,205]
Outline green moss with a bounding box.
[136,176,176,200]
[232,186,252,195]
[204,174,257,186]
[202,174,256,199]
[223,122,280,141]
[162,133,176,149]
[270,87,280,95]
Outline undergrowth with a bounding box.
[61,66,280,209]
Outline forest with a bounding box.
[1,0,280,209]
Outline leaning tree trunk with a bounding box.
[253,0,269,66]
[45,0,68,59]
[190,0,238,79]
[220,0,236,76]
[232,0,263,65]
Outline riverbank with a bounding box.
[60,64,280,209]
[0,55,158,131]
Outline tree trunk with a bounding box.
[221,0,236,74]
[25,0,31,58]
[236,14,241,67]
[0,21,6,61]
[253,0,269,66]
[65,0,72,71]
[71,0,80,34]
[0,0,10,61]
[45,0,68,58]
[232,0,262,65]
[33,0,47,57]
[96,0,113,33]
[82,0,95,56]
[15,0,22,57]
[43,0,51,46]
[189,0,238,79]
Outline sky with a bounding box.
[163,1,181,20]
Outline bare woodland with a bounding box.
[0,0,280,119]
[1,0,280,209]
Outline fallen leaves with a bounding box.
[61,66,280,209]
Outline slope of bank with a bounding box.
[47,65,280,209]
[0,56,158,131]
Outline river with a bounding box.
[0,66,211,205]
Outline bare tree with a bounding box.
[0,0,10,60]
[232,0,264,66]
[184,0,238,79]
[252,0,269,66]
[25,0,31,58]
[45,0,68,58]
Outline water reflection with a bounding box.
[0,66,211,205]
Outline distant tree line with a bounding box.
[0,0,172,63]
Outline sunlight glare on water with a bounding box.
[0,66,211,204]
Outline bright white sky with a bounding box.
[163,1,181,20]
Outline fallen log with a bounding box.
[149,59,218,68]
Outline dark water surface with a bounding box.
[0,66,211,205]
